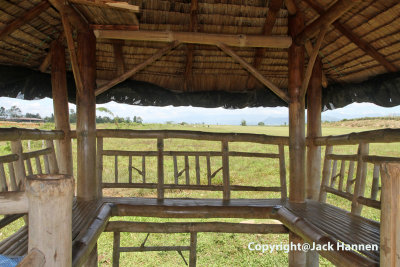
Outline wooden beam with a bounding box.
[183,0,199,92]
[300,26,328,98]
[95,41,181,96]
[284,0,297,15]
[247,0,283,89]
[0,1,51,41]
[295,0,360,45]
[69,0,140,12]
[61,14,84,94]
[89,24,139,31]
[112,40,125,76]
[48,0,88,32]
[305,40,328,87]
[94,30,293,49]
[303,0,398,72]
[217,42,289,103]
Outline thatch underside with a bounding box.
[0,0,400,98]
[1,65,399,109]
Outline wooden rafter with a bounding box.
[284,0,297,15]
[247,0,283,89]
[183,0,199,92]
[295,0,361,45]
[61,14,84,94]
[303,0,398,72]
[69,0,140,12]
[89,24,139,31]
[0,1,51,41]
[94,30,292,49]
[217,43,289,103]
[95,41,181,96]
[48,0,88,32]
[300,26,329,98]
[305,40,328,88]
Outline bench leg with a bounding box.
[189,232,197,267]
[113,232,121,267]
[289,232,306,267]
[306,251,319,267]
[83,244,98,267]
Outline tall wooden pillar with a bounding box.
[288,12,306,267]
[76,30,98,201]
[306,58,322,200]
[51,40,73,176]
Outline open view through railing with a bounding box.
[0,127,399,266]
[96,129,288,200]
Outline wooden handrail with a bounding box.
[314,128,400,146]
[0,154,19,164]
[95,129,289,145]
[0,128,64,141]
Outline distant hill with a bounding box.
[323,116,400,128]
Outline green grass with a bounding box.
[0,122,397,266]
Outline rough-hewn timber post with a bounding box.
[380,162,400,267]
[306,58,322,200]
[26,174,74,267]
[51,39,73,175]
[76,30,98,201]
[288,11,306,266]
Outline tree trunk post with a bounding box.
[288,11,307,267]
[51,39,73,176]
[26,174,74,267]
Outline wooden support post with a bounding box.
[189,232,197,267]
[51,39,73,175]
[97,137,103,196]
[76,30,98,201]
[157,138,164,200]
[351,143,369,215]
[278,145,287,199]
[319,145,333,202]
[11,141,25,188]
[26,174,74,267]
[288,11,306,267]
[380,162,400,267]
[221,140,230,201]
[306,58,322,201]
[45,140,59,174]
[112,232,120,267]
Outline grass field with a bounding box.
[0,122,398,266]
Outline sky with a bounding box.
[1,96,400,125]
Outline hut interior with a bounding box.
[0,0,399,266]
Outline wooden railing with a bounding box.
[0,128,63,228]
[97,129,289,200]
[316,128,400,216]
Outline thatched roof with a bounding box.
[0,0,399,103]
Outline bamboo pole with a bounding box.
[319,145,333,202]
[288,11,306,266]
[306,57,322,201]
[45,140,59,174]
[185,155,190,185]
[371,164,380,200]
[189,232,197,267]
[351,143,369,215]
[7,162,18,191]
[278,145,287,199]
[157,138,164,200]
[97,137,103,197]
[346,161,355,193]
[112,232,120,267]
[51,39,73,175]
[26,174,74,267]
[0,129,64,141]
[76,30,98,201]
[0,163,7,192]
[380,162,400,267]
[195,156,200,185]
[222,140,230,200]
[11,140,25,188]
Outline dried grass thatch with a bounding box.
[0,0,399,94]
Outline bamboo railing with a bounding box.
[96,129,289,200]
[0,128,63,229]
[317,128,400,216]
